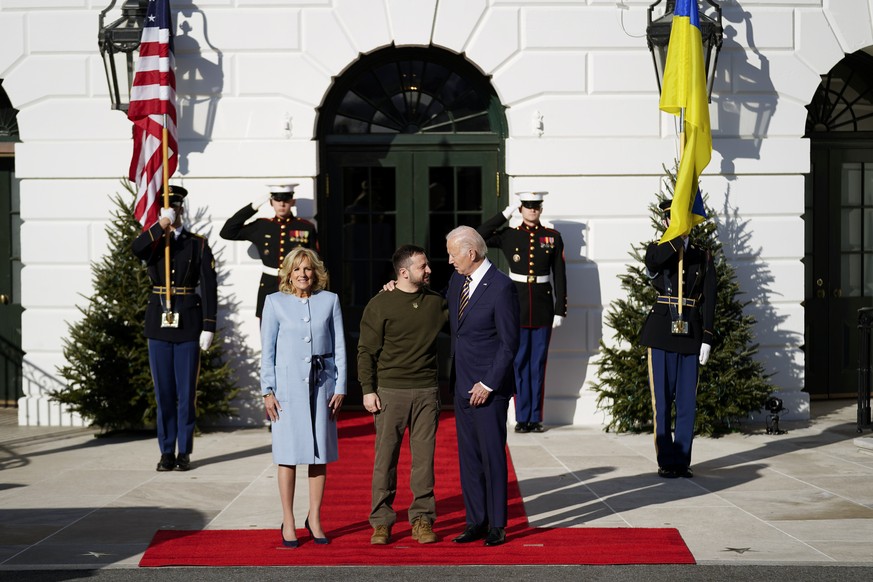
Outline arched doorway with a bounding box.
[805,49,873,397]
[0,79,21,407]
[316,46,508,404]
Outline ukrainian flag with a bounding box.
[659,0,710,243]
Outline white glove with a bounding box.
[502,204,516,219]
[159,207,176,225]
[199,331,214,351]
[251,192,271,210]
[698,343,711,366]
[552,315,564,329]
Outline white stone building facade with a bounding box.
[2,0,869,428]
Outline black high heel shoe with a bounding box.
[280,523,298,548]
[305,516,330,545]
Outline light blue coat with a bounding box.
[260,290,347,465]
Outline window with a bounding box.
[807,50,873,135]
[325,47,497,135]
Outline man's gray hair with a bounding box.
[447,225,487,259]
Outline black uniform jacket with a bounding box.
[219,204,318,317]
[132,222,218,343]
[638,236,716,355]
[478,211,567,328]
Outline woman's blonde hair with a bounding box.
[278,247,329,295]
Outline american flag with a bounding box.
[128,0,177,229]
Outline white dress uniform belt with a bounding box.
[509,273,550,284]
[656,295,697,308]
[152,286,196,295]
[262,265,279,276]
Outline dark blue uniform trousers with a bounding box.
[454,392,509,529]
[148,339,199,456]
[513,326,551,424]
[648,347,698,470]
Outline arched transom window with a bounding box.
[326,47,497,135]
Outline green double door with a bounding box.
[321,147,504,404]
[807,144,873,396]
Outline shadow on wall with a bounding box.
[713,3,777,177]
[188,206,262,428]
[548,220,601,426]
[716,186,802,393]
[175,6,224,175]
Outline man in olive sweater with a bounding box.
[358,245,448,546]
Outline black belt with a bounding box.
[152,286,196,295]
[656,295,697,308]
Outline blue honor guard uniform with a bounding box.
[132,186,218,471]
[638,199,716,478]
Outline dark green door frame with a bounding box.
[0,155,23,407]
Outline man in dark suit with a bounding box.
[219,184,318,318]
[132,186,218,472]
[639,198,716,479]
[445,226,519,547]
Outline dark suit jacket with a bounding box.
[638,236,716,355]
[132,223,218,343]
[448,263,520,397]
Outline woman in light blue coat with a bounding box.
[261,248,346,547]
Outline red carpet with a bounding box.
[140,412,694,566]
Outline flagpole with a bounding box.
[162,113,172,321]
[677,108,685,320]
[128,0,178,325]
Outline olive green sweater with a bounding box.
[357,287,448,394]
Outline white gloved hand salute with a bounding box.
[502,203,516,219]
[502,193,522,219]
[698,343,711,366]
[251,192,272,210]
[199,331,214,351]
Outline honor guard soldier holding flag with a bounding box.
[477,191,567,433]
[132,185,218,472]
[220,184,318,319]
[639,198,716,479]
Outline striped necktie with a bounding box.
[458,275,472,321]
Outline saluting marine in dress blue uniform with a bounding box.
[132,186,218,472]
[477,191,567,433]
[220,184,318,318]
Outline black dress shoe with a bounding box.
[280,523,298,548]
[305,516,330,545]
[514,422,530,433]
[528,422,544,433]
[484,527,506,546]
[156,453,175,472]
[175,454,191,471]
[677,467,694,478]
[452,524,488,543]
[657,466,678,478]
